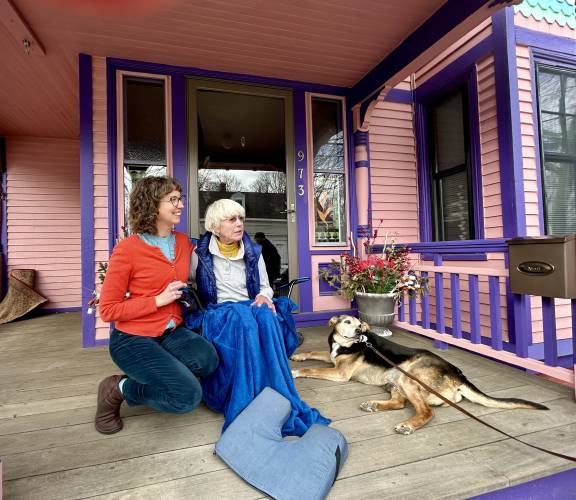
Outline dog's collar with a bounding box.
[356,334,369,344]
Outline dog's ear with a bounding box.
[360,321,370,332]
[328,315,340,328]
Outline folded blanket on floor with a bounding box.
[185,297,330,436]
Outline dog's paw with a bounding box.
[290,353,308,362]
[291,369,300,378]
[360,400,379,413]
[394,422,415,435]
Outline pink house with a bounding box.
[0,0,575,402]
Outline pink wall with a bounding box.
[477,54,504,239]
[5,136,81,309]
[367,100,419,244]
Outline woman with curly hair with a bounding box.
[95,176,218,434]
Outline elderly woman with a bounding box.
[187,199,328,436]
[95,176,219,434]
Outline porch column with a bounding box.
[353,130,371,239]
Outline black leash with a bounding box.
[361,339,576,463]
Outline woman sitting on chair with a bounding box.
[187,198,328,436]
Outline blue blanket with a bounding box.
[185,297,330,436]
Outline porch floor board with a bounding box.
[1,313,575,499]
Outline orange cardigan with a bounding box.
[99,232,194,337]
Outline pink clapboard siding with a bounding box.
[516,44,541,237]
[92,56,112,341]
[5,137,81,309]
[367,101,419,244]
[477,54,504,239]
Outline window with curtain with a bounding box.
[122,77,167,231]
[536,65,576,235]
[311,97,347,245]
[427,87,474,241]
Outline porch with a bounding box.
[1,312,575,499]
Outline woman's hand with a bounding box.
[251,294,276,314]
[155,281,187,308]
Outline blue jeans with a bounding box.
[109,326,219,413]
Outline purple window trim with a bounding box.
[0,137,7,297]
[414,37,491,244]
[346,106,360,248]
[79,54,96,348]
[171,74,188,234]
[106,59,119,254]
[492,8,526,237]
[530,49,576,236]
[515,27,576,56]
[107,58,347,96]
[349,0,507,106]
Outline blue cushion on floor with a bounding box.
[215,387,348,500]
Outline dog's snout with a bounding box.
[355,328,362,335]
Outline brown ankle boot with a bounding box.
[95,375,125,434]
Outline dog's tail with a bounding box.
[459,382,548,410]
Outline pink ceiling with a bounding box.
[1,0,447,138]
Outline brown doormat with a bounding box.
[0,269,48,324]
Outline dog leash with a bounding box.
[360,337,576,463]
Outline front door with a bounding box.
[187,79,297,299]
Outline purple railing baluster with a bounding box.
[398,294,405,322]
[488,276,503,350]
[421,271,430,329]
[450,273,462,339]
[512,291,531,358]
[542,297,558,367]
[409,295,417,325]
[435,271,445,334]
[469,275,481,344]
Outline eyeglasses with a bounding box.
[161,195,186,207]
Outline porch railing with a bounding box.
[394,261,576,396]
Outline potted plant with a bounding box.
[320,229,427,336]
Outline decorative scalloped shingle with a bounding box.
[514,0,576,29]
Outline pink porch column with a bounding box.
[354,130,370,240]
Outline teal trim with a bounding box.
[514,0,576,29]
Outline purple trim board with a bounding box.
[492,8,526,237]
[79,53,96,348]
[293,90,313,313]
[171,74,188,234]
[0,137,7,298]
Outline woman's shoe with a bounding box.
[95,375,125,434]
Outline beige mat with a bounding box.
[0,269,47,324]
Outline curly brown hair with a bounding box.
[128,176,182,235]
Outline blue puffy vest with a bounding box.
[195,231,262,306]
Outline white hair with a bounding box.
[204,198,246,235]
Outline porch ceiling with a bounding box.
[0,0,495,138]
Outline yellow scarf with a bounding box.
[216,238,240,259]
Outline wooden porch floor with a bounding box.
[1,313,575,499]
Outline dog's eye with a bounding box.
[345,320,351,324]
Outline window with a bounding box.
[121,76,169,230]
[427,87,474,241]
[310,96,347,245]
[536,65,576,235]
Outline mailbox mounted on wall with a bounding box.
[507,235,576,299]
